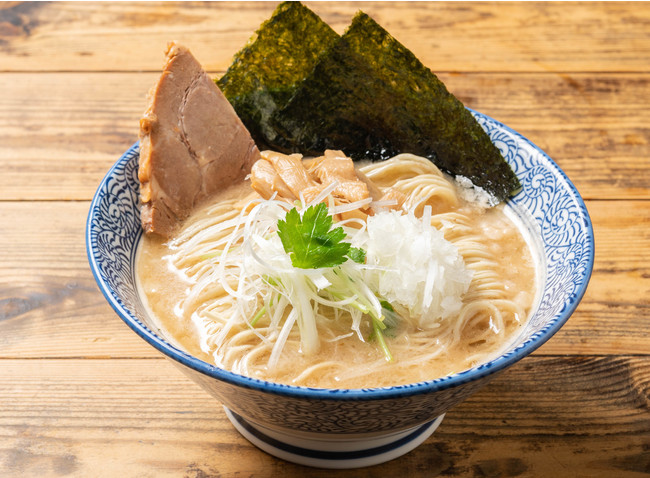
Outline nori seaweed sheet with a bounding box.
[216,1,339,150]
[269,37,402,159]
[269,12,521,201]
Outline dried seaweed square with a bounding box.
[271,12,520,200]
[216,1,339,149]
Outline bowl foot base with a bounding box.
[224,407,444,469]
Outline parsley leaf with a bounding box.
[348,247,366,264]
[277,203,364,269]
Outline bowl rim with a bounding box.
[86,110,594,401]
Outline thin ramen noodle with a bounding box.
[137,154,537,388]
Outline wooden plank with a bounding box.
[0,356,647,477]
[0,201,158,358]
[1,2,649,73]
[0,200,647,358]
[0,72,146,201]
[0,72,648,201]
[548,199,650,355]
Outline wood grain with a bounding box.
[0,72,648,201]
[0,356,647,477]
[0,201,158,358]
[1,2,649,73]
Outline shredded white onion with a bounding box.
[354,208,473,328]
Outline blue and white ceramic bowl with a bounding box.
[86,110,594,469]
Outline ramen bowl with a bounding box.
[87,110,594,469]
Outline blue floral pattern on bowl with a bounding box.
[87,110,594,439]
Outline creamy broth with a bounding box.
[137,156,537,388]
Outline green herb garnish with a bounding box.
[347,246,366,264]
[277,203,362,269]
[275,203,397,361]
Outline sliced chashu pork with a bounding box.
[139,42,260,237]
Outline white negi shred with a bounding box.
[357,207,473,328]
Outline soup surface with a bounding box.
[137,155,537,388]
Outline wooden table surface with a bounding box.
[1,2,648,477]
